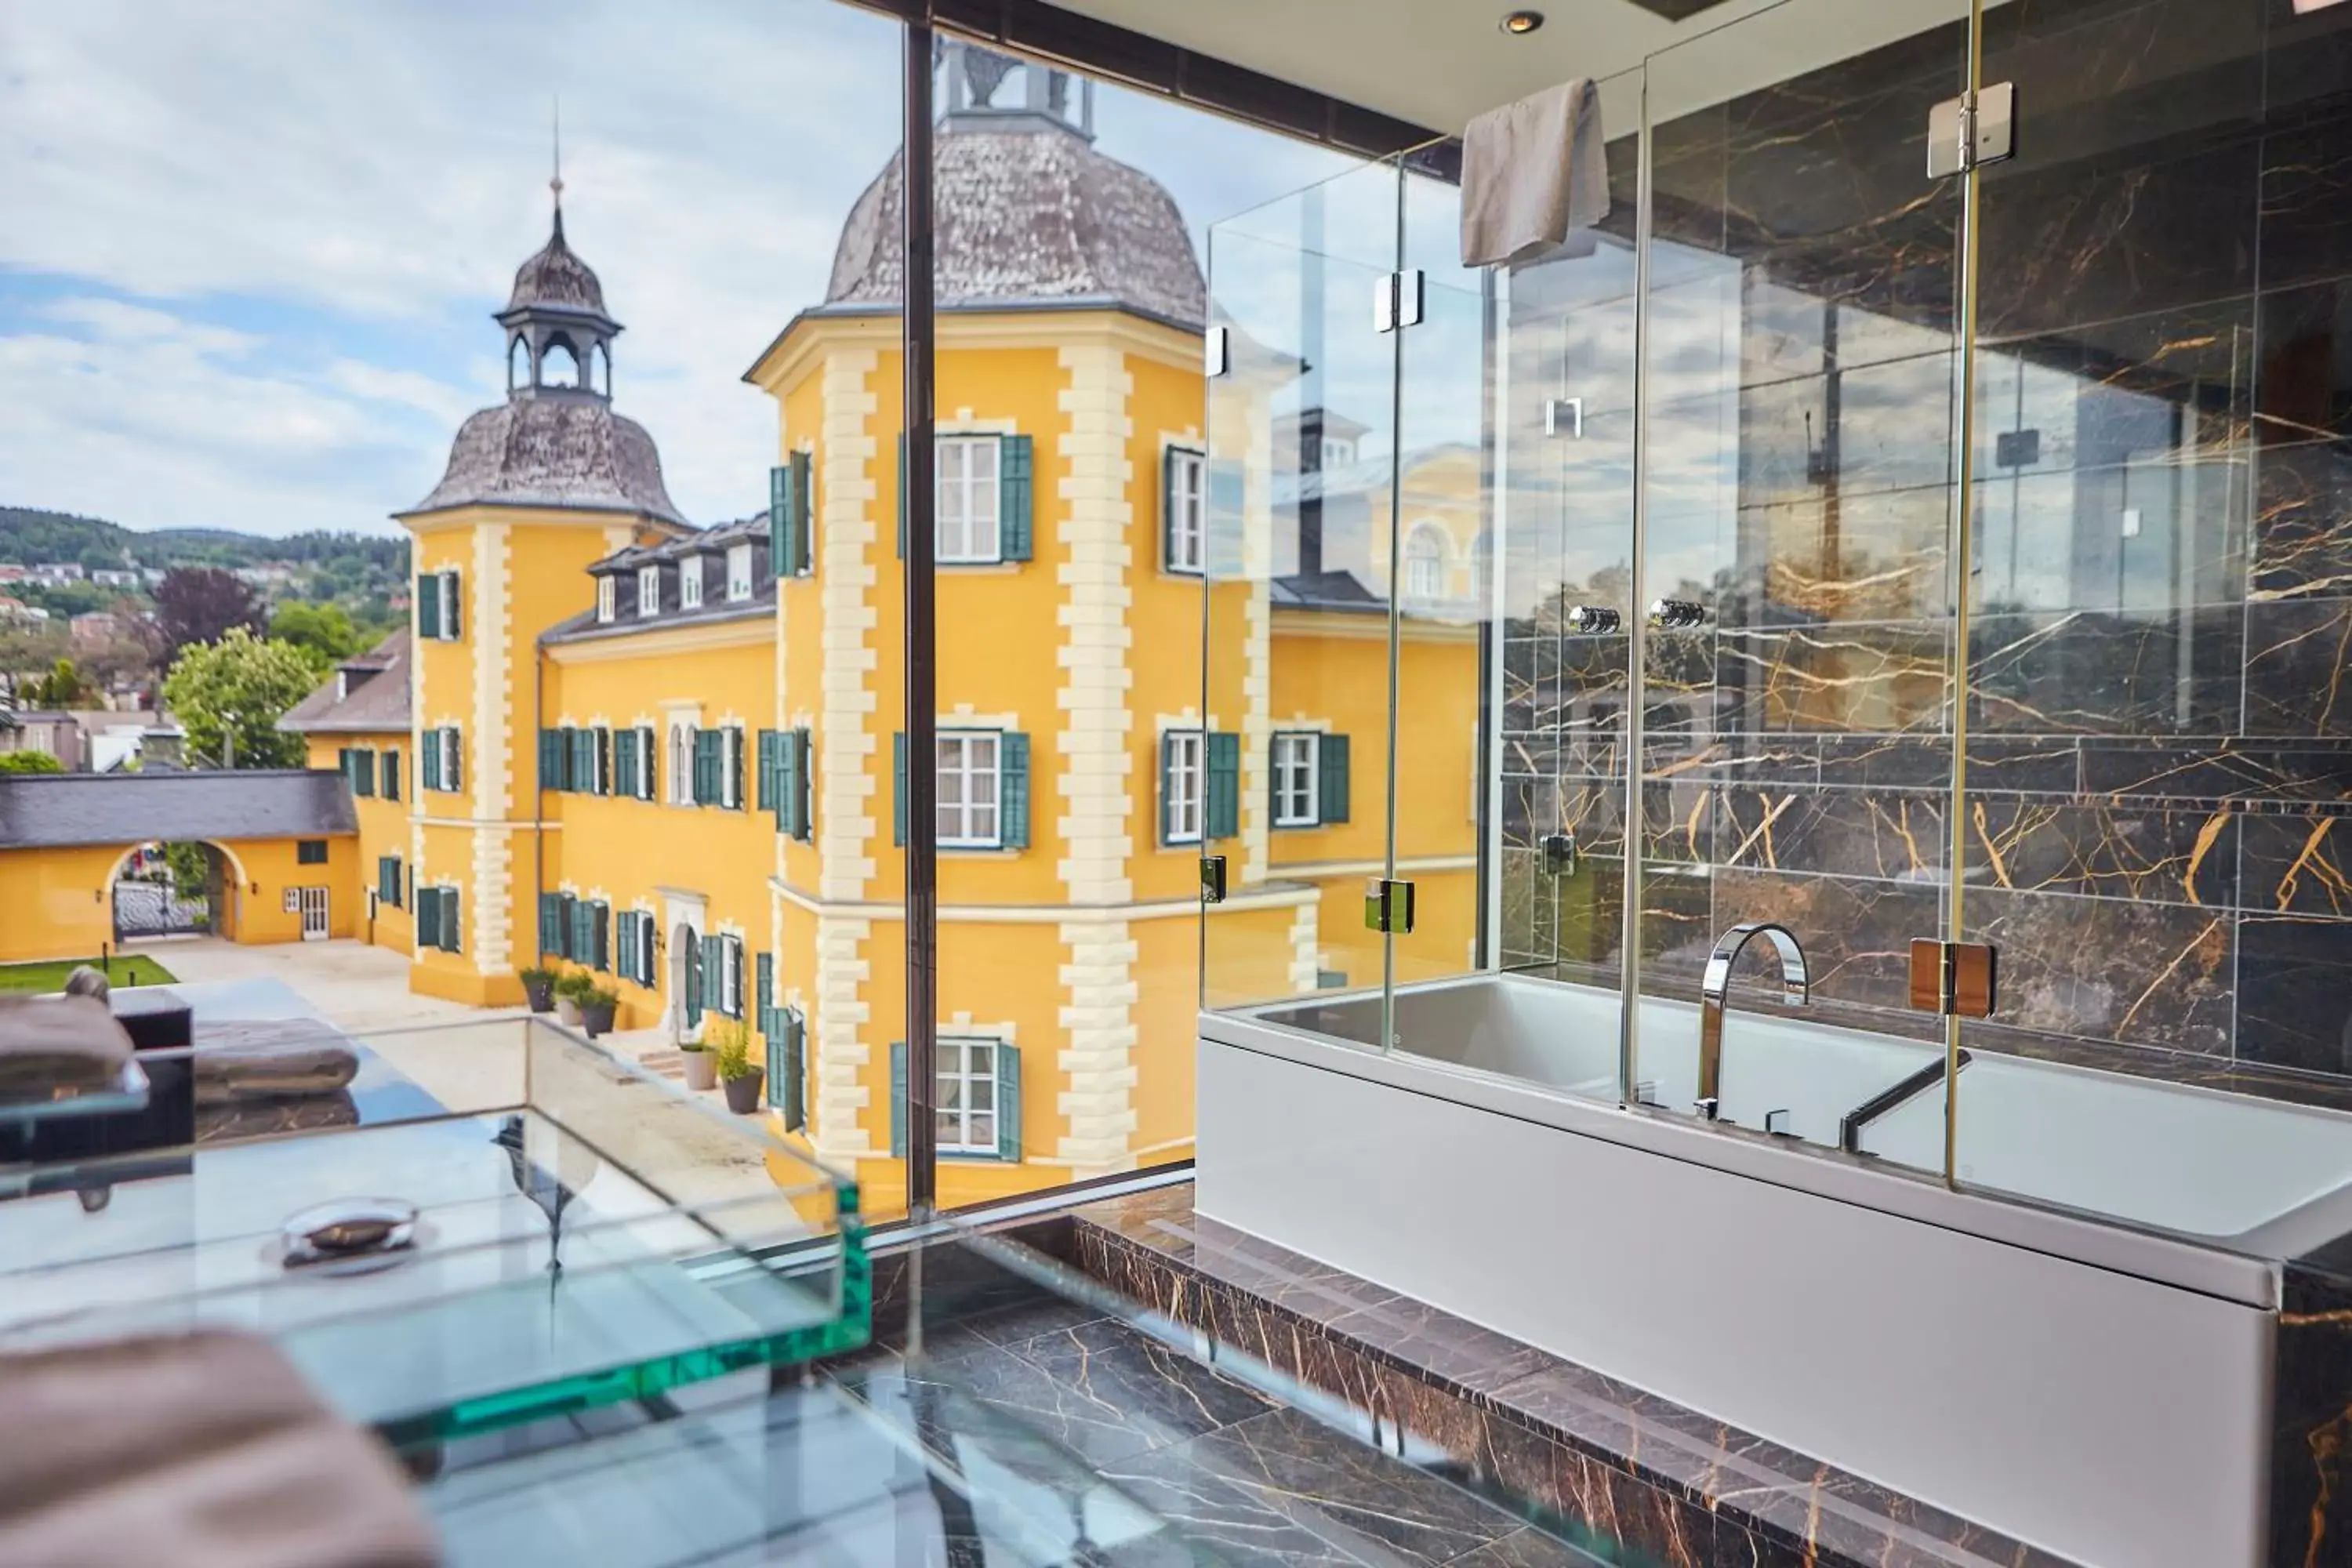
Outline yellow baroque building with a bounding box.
[283,47,1479,1216]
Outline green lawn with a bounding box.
[0,955,180,994]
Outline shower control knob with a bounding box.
[1564,604,1620,634]
[1648,598,1707,630]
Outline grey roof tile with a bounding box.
[278,633,411,735]
[0,770,358,849]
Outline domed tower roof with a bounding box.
[825,45,1205,330]
[405,186,684,525]
[505,210,608,316]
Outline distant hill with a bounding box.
[0,508,405,574]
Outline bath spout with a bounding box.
[1695,921,1809,1120]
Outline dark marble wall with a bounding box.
[1500,0,2352,1081]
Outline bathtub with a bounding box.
[1196,973,2352,1568]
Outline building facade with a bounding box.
[274,45,1478,1214]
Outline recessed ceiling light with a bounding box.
[1501,9,1546,34]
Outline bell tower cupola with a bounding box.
[497,126,622,401]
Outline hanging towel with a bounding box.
[1460,78,1610,268]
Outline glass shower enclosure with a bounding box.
[1198,0,2352,1240]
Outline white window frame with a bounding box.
[1404,524,1447,601]
[1166,447,1206,575]
[937,1036,1000,1156]
[1272,731,1319,828]
[596,575,616,623]
[670,722,695,805]
[1163,729,1204,845]
[935,436,1001,564]
[725,543,753,601]
[680,558,704,610]
[637,566,661,618]
[935,730,1002,848]
[436,571,462,641]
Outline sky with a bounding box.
[0,0,1361,540]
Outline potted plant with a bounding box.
[553,971,593,1027]
[579,982,619,1038]
[519,965,557,1014]
[680,1028,719,1091]
[710,1018,764,1113]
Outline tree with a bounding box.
[154,566,263,655]
[268,601,366,673]
[28,657,93,708]
[160,628,314,769]
[0,751,64,775]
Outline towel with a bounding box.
[0,997,132,1096]
[0,1330,440,1568]
[1460,78,1610,268]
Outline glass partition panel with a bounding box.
[1445,73,1647,1102]
[1386,157,1498,1018]
[1202,159,1402,1044]
[1952,0,2352,1224]
[1633,0,1974,1161]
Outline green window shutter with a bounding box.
[593,902,611,972]
[895,434,907,559]
[616,911,635,983]
[357,750,375,797]
[790,449,815,574]
[757,730,779,811]
[538,730,559,791]
[421,728,441,791]
[996,1046,1022,1162]
[1319,733,1352,826]
[573,901,591,967]
[383,750,400,802]
[441,571,461,639]
[691,730,710,805]
[416,574,440,639]
[560,893,579,960]
[892,731,907,847]
[416,887,438,949]
[684,934,704,1023]
[1158,732,1178,846]
[703,935,725,1017]
[786,728,812,841]
[784,1009,806,1131]
[337,747,352,787]
[439,889,461,953]
[769,464,789,573]
[759,953,781,1105]
[999,731,1030,849]
[1206,731,1240,840]
[1000,434,1033,562]
[889,1040,907,1157]
[615,728,637,800]
[539,892,561,956]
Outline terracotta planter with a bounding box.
[580,1001,615,1037]
[721,1069,765,1114]
[555,996,583,1027]
[523,978,555,1013]
[681,1048,717,1091]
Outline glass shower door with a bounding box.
[1629,0,1976,1166]
[1200,160,1402,1049]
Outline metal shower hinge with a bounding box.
[1373,270,1425,334]
[1364,877,1417,935]
[1907,938,1998,1018]
[1544,396,1584,438]
[1926,81,2016,178]
[1200,855,1228,904]
[1205,326,1230,378]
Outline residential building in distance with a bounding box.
[69,611,122,646]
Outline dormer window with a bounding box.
[637,566,660,617]
[336,672,350,702]
[726,543,753,601]
[681,558,704,610]
[597,575,616,623]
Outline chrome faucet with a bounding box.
[1694,921,1809,1121]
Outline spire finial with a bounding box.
[549,98,565,237]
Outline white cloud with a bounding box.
[0,0,1365,539]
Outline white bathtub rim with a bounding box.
[1201,1006,2283,1310]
